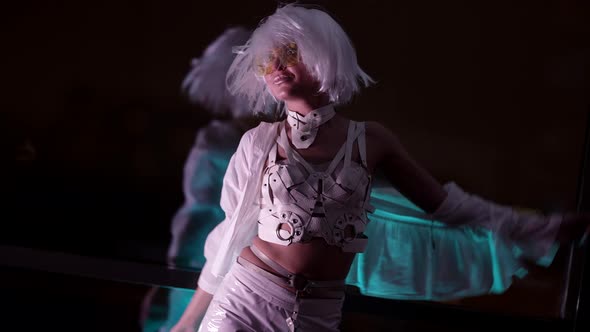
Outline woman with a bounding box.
[172,4,589,331]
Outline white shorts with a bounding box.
[198,261,345,332]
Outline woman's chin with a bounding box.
[273,89,295,101]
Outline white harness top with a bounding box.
[258,120,374,252]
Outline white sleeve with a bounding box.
[196,130,253,294]
[197,222,228,294]
[431,182,562,262]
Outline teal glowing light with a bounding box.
[345,185,559,301]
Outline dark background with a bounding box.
[2,0,588,325]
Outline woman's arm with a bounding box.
[170,287,213,332]
[367,121,447,214]
[368,121,590,247]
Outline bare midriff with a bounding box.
[239,236,356,281]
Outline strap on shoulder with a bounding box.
[357,122,367,168]
[343,121,366,168]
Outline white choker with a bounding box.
[286,104,336,149]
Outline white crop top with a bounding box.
[257,120,374,252]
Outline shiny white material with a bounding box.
[286,104,336,149]
[197,122,280,294]
[198,261,344,332]
[258,121,372,251]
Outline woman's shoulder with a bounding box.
[240,120,281,149]
[244,121,281,138]
[333,116,396,142]
[362,121,396,140]
[362,121,405,159]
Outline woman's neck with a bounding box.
[284,94,330,116]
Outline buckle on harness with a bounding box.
[288,274,310,291]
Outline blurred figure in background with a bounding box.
[168,26,257,274]
[140,26,259,332]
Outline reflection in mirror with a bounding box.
[2,1,588,330]
[140,26,259,331]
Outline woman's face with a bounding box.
[260,44,319,102]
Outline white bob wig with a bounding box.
[181,26,251,118]
[227,4,374,116]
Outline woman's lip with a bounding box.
[274,75,293,84]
